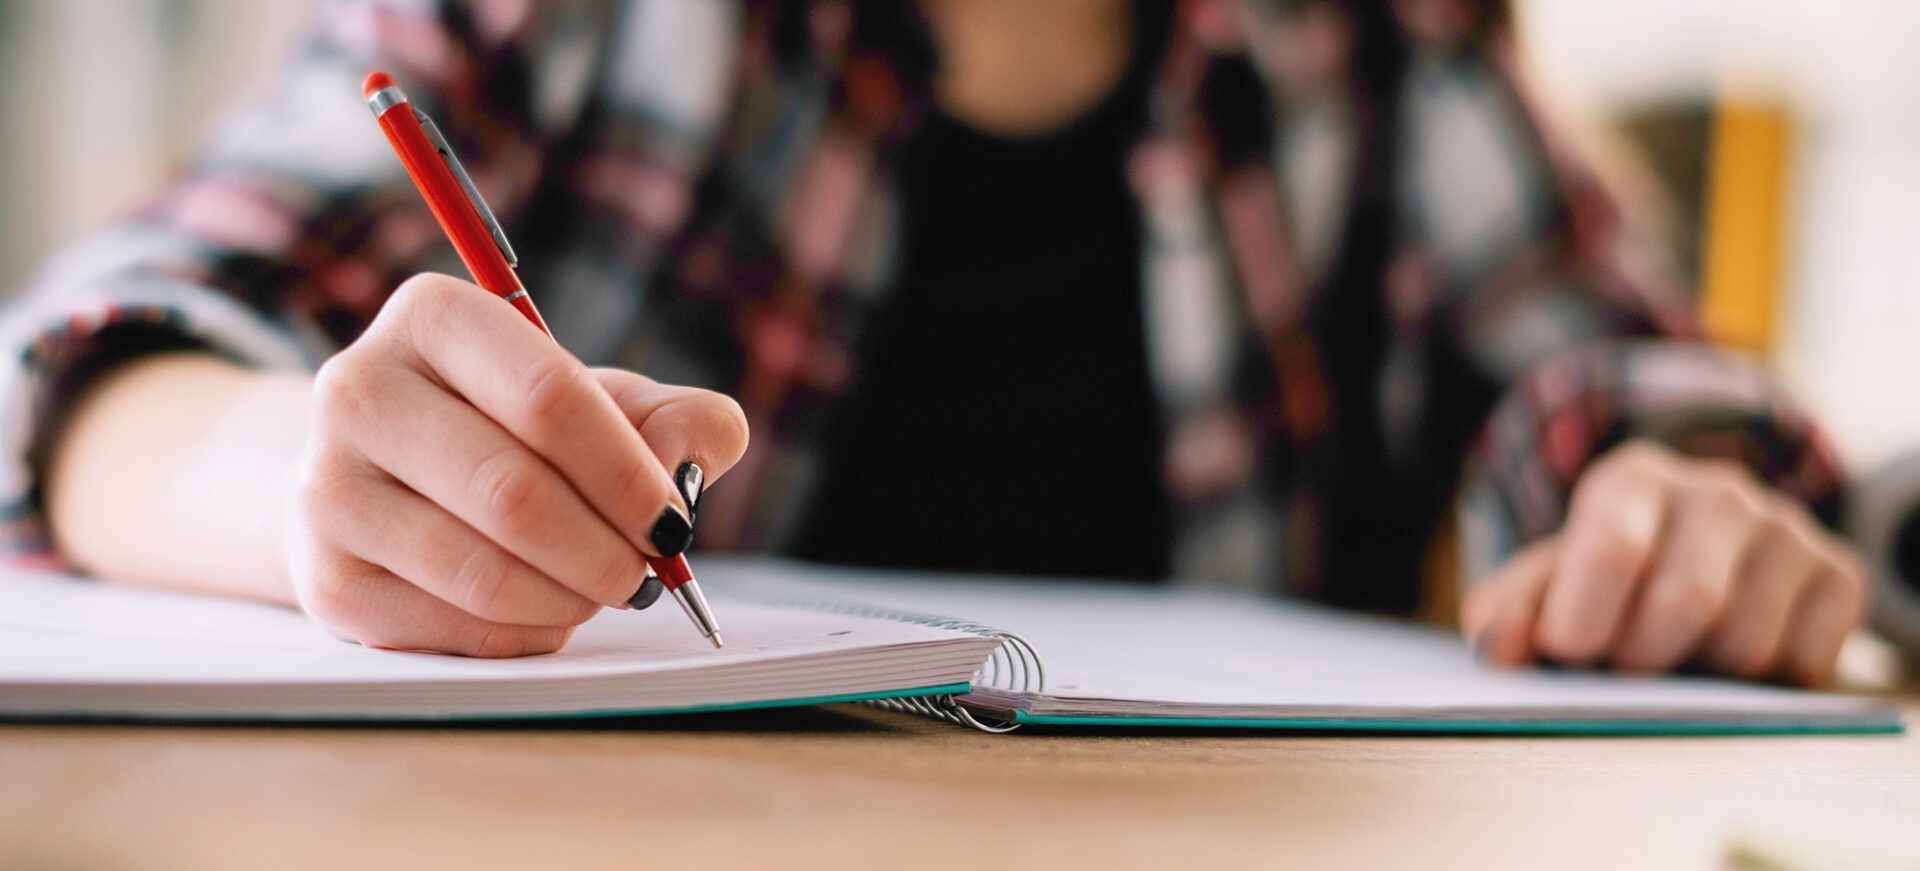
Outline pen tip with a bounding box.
[709,633,724,649]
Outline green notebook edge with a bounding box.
[1010,709,1907,736]
[3,683,976,725]
[385,682,978,723]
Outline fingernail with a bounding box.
[651,505,693,556]
[626,568,665,610]
[676,461,705,522]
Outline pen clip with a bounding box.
[414,109,518,268]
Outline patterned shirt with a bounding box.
[0,0,1842,616]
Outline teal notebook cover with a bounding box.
[1007,711,1905,736]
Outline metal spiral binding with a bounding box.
[864,630,1043,733]
[749,595,1045,733]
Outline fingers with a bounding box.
[1493,440,1868,688]
[1778,548,1867,688]
[1536,442,1673,664]
[292,273,755,657]
[301,550,574,658]
[1610,463,1762,673]
[1461,537,1559,668]
[1695,504,1818,678]
[589,367,750,519]
[301,460,602,628]
[382,274,690,558]
[320,363,652,608]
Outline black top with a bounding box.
[787,61,1170,580]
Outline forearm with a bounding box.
[45,353,312,605]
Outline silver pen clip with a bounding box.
[414,109,518,268]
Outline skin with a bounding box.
[43,1,1867,671]
[49,275,749,657]
[920,0,1133,136]
[1462,441,1866,688]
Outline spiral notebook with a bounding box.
[0,560,1902,734]
[0,567,1003,721]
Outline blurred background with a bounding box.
[2,0,1919,474]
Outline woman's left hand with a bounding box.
[1461,440,1867,687]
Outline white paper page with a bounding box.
[706,559,1886,720]
[0,568,984,687]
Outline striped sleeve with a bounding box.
[1460,340,1845,580]
[0,0,612,567]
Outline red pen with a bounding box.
[362,71,722,648]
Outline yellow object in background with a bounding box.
[1699,101,1794,356]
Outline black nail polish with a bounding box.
[676,461,705,521]
[626,570,665,610]
[651,505,693,556]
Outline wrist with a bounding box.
[46,353,314,605]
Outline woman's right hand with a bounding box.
[291,273,748,656]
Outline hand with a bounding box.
[289,274,749,656]
[1461,440,1865,687]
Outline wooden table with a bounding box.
[4,701,1916,871]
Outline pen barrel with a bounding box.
[506,292,551,335]
[372,104,540,333]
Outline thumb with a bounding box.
[1462,536,1560,667]
[589,368,750,520]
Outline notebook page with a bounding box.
[0,568,1000,719]
[705,560,1888,722]
[0,570,983,684]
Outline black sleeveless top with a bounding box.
[788,56,1170,580]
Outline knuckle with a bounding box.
[1754,498,1800,538]
[1687,464,1762,515]
[293,457,358,529]
[469,447,548,538]
[1646,573,1720,624]
[1567,477,1620,522]
[534,628,574,655]
[389,272,458,319]
[608,458,671,520]
[311,354,382,426]
[586,550,648,605]
[384,273,469,351]
[464,621,518,656]
[564,599,602,628]
[654,393,752,454]
[447,547,516,621]
[300,561,369,633]
[1805,539,1867,599]
[1573,461,1661,516]
[464,623,565,658]
[1597,440,1671,480]
[1692,457,1752,485]
[697,393,752,461]
[466,622,519,658]
[1825,548,1869,595]
[1578,525,1647,576]
[516,355,591,432]
[1822,563,1868,617]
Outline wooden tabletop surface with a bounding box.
[5,699,1917,871]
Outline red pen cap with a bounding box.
[362,71,397,100]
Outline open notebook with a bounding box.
[0,567,1001,720]
[0,559,1901,734]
